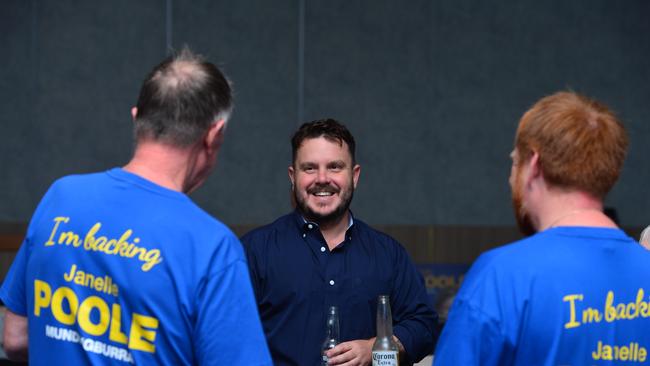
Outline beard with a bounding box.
[511,169,537,237]
[293,183,354,226]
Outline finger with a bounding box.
[327,342,352,357]
[338,357,363,366]
[328,349,356,365]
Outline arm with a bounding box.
[0,236,31,362]
[3,309,28,362]
[241,234,263,302]
[390,246,438,364]
[193,236,271,366]
[432,298,504,365]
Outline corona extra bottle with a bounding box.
[372,295,399,366]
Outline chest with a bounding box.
[259,234,395,310]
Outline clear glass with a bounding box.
[372,295,399,365]
[321,306,339,365]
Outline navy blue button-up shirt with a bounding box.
[242,211,437,366]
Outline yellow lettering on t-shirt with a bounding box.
[128,313,159,353]
[43,217,163,272]
[563,294,583,329]
[51,286,78,325]
[78,296,110,336]
[34,280,52,316]
[33,279,159,354]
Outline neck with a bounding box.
[123,141,200,193]
[536,190,616,231]
[312,211,351,250]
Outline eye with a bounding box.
[301,165,316,173]
[328,163,344,172]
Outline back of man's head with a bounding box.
[515,91,628,199]
[134,47,232,147]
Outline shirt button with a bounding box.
[320,246,326,252]
[302,233,306,238]
[308,224,314,229]
[329,280,335,286]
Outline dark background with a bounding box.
[2,0,649,230]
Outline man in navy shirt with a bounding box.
[242,119,437,366]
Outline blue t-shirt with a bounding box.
[434,226,650,365]
[0,168,272,366]
[242,211,437,366]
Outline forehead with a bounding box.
[295,136,352,163]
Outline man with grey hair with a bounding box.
[0,49,272,365]
[640,225,650,250]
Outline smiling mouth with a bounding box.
[308,186,338,197]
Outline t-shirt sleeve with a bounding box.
[0,181,58,314]
[433,298,507,366]
[432,252,514,365]
[192,236,272,366]
[0,240,30,315]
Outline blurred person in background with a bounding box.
[640,225,650,249]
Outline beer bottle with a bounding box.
[372,295,399,366]
[321,305,339,365]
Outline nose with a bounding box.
[315,167,330,184]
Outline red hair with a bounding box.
[515,91,628,199]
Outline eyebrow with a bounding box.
[328,160,346,167]
[298,162,317,169]
[298,160,347,169]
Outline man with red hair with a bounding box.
[434,91,650,365]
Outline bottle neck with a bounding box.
[376,296,393,339]
[326,307,339,341]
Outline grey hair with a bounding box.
[640,225,650,249]
[134,47,233,147]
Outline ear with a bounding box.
[523,151,542,190]
[528,151,541,179]
[288,165,295,187]
[352,164,361,189]
[131,107,138,121]
[204,119,226,152]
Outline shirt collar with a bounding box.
[293,210,355,231]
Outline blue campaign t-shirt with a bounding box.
[0,168,272,366]
[434,226,650,365]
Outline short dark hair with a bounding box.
[134,47,233,147]
[291,119,356,164]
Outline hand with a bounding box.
[326,338,374,366]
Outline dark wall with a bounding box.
[2,0,649,227]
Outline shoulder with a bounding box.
[472,228,585,272]
[455,232,555,308]
[47,171,107,192]
[352,218,406,251]
[240,213,296,249]
[472,231,554,269]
